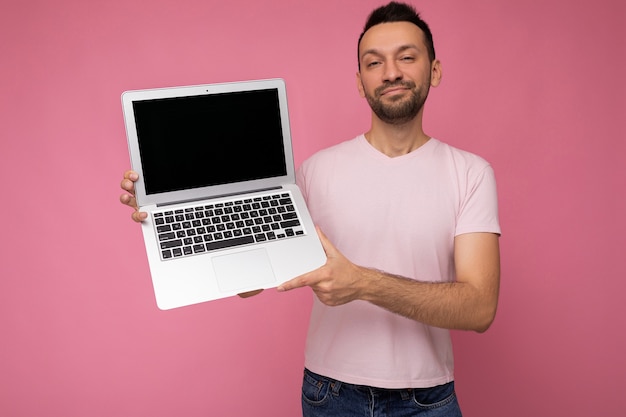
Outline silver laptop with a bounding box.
[121,78,326,310]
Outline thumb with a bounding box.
[315,226,336,257]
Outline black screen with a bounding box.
[133,88,288,195]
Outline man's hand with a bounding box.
[118,170,263,298]
[119,170,147,222]
[278,227,500,332]
[238,289,264,298]
[278,227,366,306]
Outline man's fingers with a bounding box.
[123,170,139,181]
[277,229,334,293]
[131,210,148,222]
[277,276,308,292]
[121,170,139,193]
[119,193,136,207]
[120,178,136,194]
[237,289,264,298]
[315,226,337,257]
[120,193,147,222]
[120,170,146,223]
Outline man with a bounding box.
[120,2,500,416]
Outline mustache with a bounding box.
[374,80,417,96]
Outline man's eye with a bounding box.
[400,56,415,62]
[367,61,381,67]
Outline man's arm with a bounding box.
[278,229,500,333]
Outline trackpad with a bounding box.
[212,248,276,293]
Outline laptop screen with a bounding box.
[132,88,288,195]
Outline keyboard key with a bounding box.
[160,239,182,249]
[158,232,176,241]
[281,219,301,228]
[205,236,254,251]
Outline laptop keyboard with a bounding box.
[152,192,305,260]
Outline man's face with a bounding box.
[357,21,441,125]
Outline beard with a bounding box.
[364,79,430,125]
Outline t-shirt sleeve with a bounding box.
[455,164,501,236]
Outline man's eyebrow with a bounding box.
[360,44,421,60]
[397,44,421,53]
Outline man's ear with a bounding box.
[356,71,366,98]
[431,59,442,87]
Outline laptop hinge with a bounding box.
[155,186,284,208]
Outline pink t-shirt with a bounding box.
[296,135,501,389]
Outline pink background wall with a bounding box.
[1,0,624,415]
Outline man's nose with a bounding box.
[383,61,403,82]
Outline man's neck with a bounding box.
[364,115,430,158]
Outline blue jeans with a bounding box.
[301,369,462,417]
